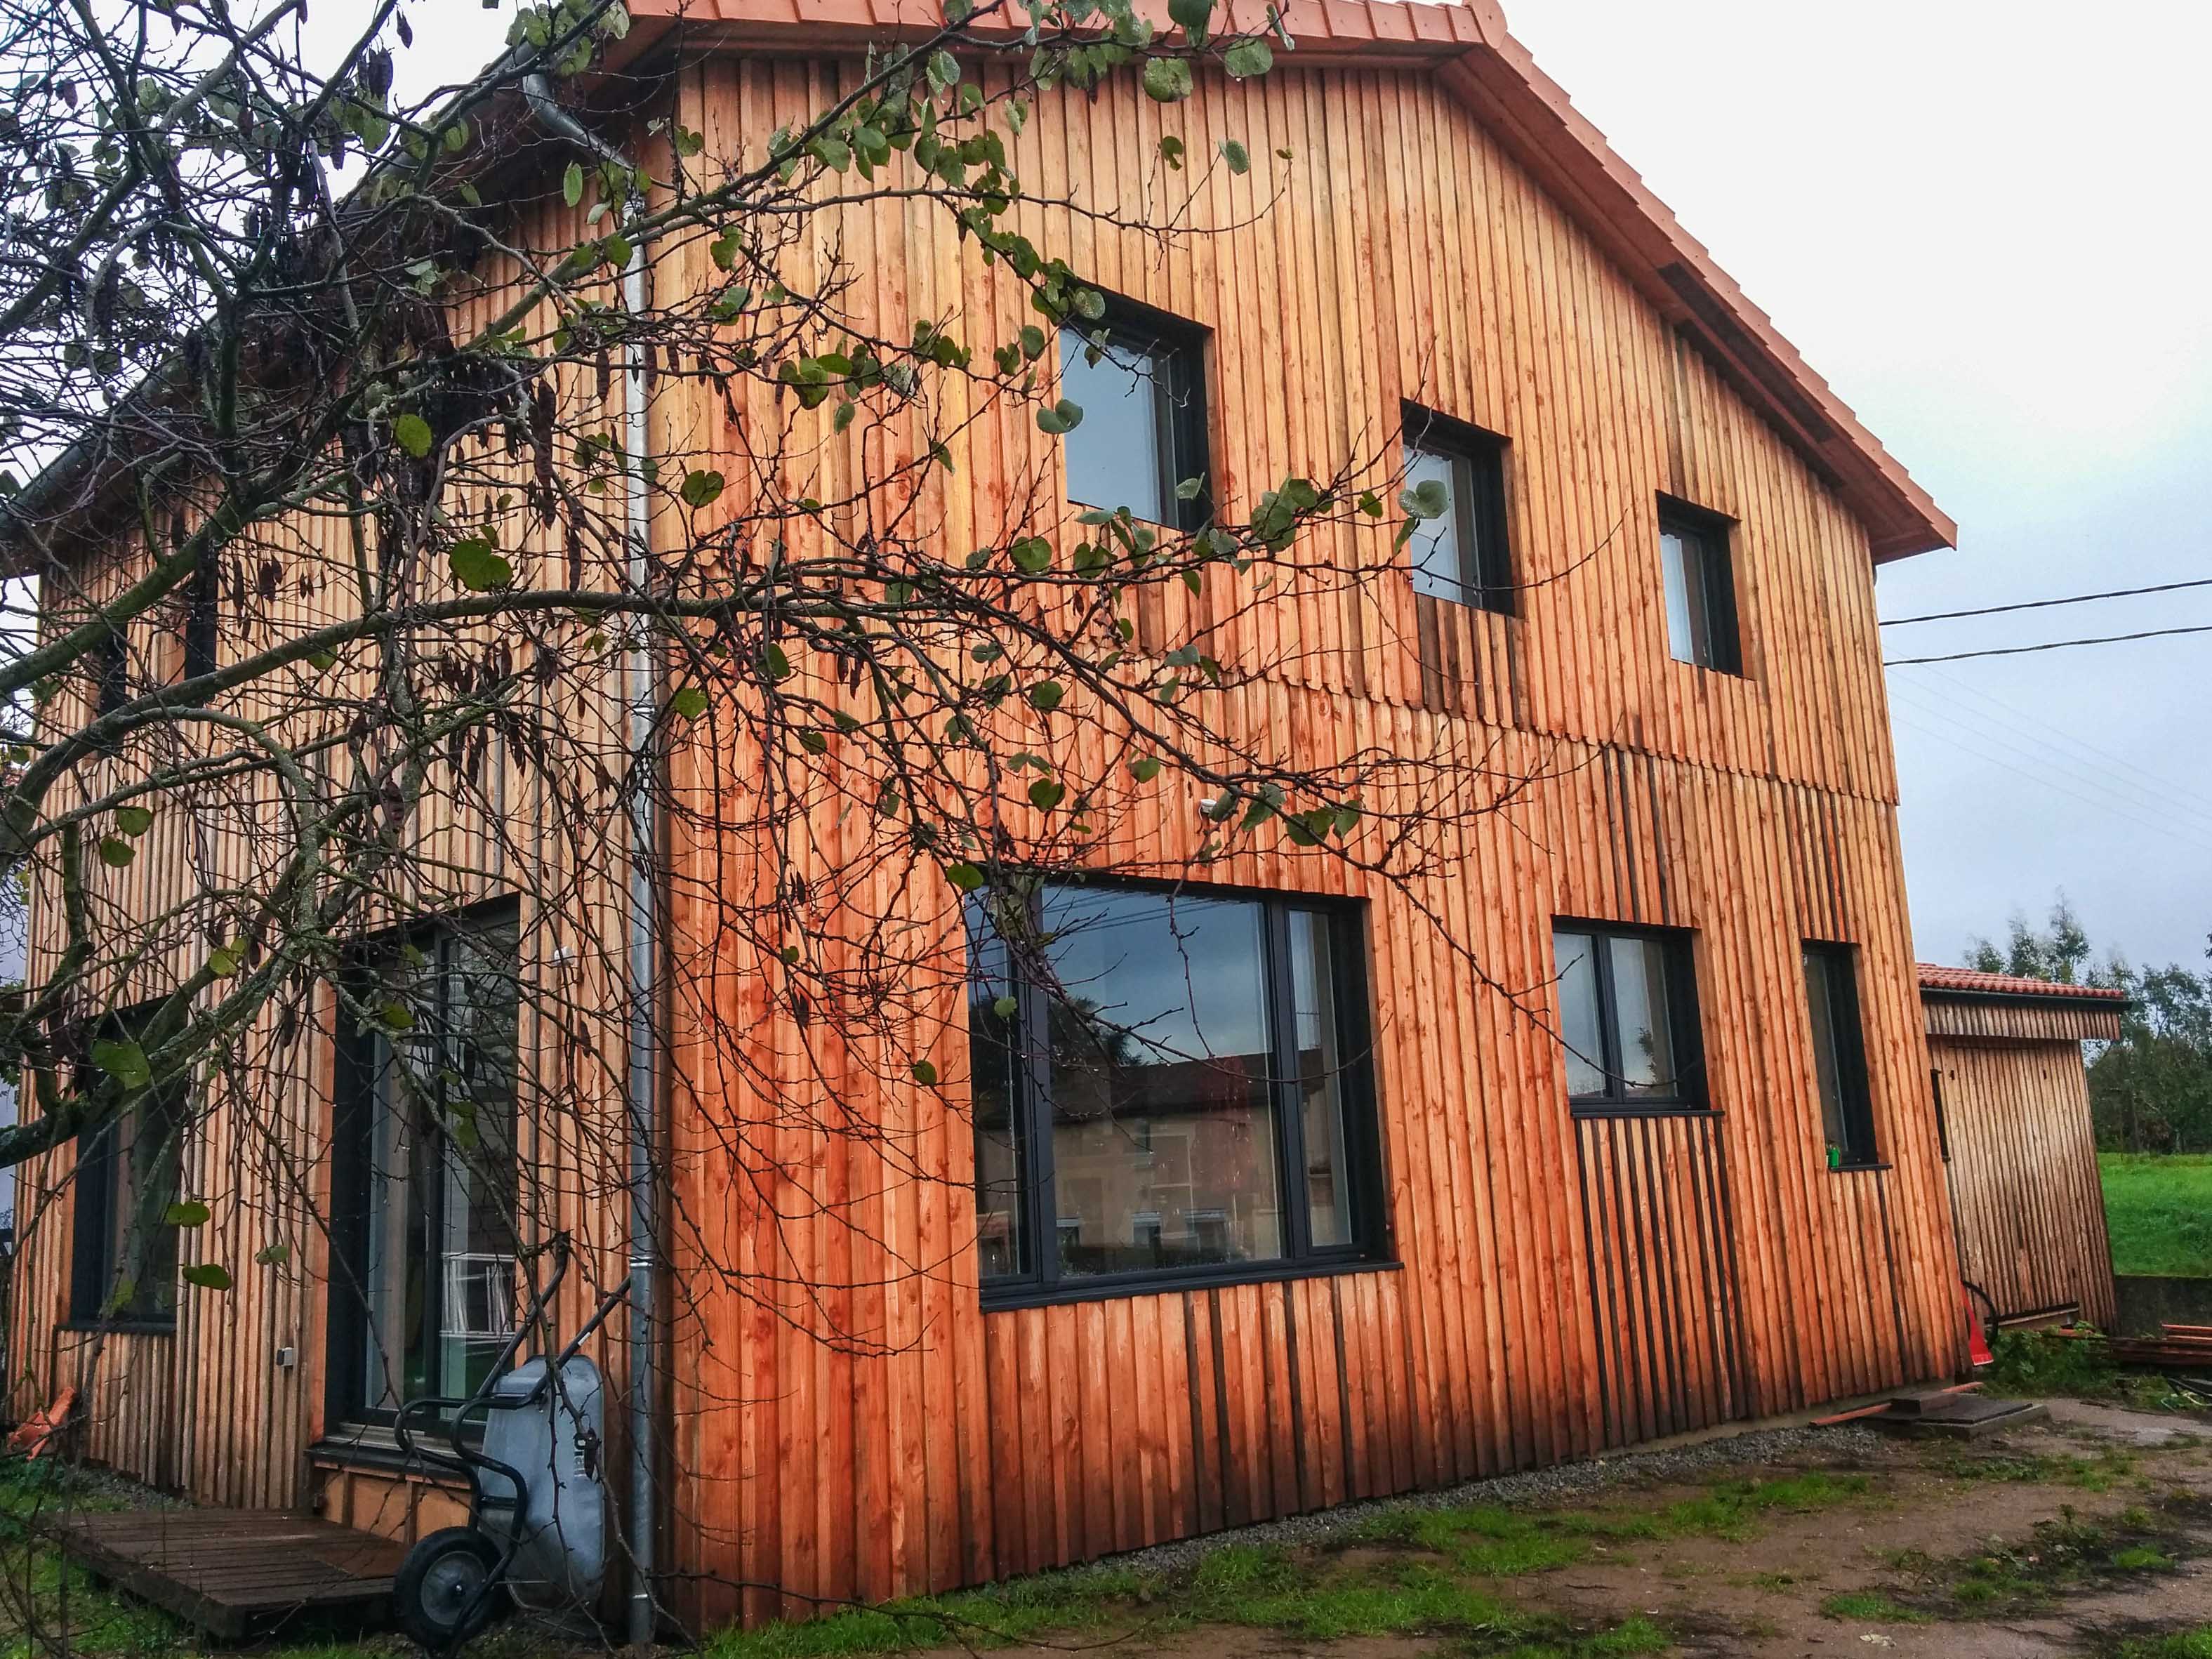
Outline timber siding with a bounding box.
[659,41,1963,1627]
[11,3,1968,1634]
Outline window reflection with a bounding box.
[1040,887,1282,1276]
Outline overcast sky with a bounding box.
[387,0,2212,974]
[1500,0,2212,974]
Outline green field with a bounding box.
[2100,1153,2212,1278]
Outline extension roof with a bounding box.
[1916,964,2130,1005]
[612,0,1956,561]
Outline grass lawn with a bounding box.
[2100,1153,2212,1278]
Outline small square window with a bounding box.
[1403,405,1512,614]
[1804,942,1877,1168]
[1059,300,1209,531]
[1657,500,1740,673]
[1551,923,1708,1112]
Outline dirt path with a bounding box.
[885,1399,2212,1659]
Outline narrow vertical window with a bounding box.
[1551,923,1707,1111]
[183,554,219,681]
[1059,298,1210,530]
[1657,500,1741,673]
[331,909,522,1425]
[1403,404,1513,614]
[69,1006,187,1327]
[1803,942,1877,1168]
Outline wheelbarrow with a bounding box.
[391,1238,630,1652]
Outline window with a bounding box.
[69,1007,187,1328]
[183,553,219,681]
[95,629,129,715]
[967,881,1382,1301]
[1403,404,1513,613]
[1551,924,1708,1111]
[329,909,522,1427]
[1059,298,1210,530]
[1657,500,1740,673]
[1803,942,1877,1168]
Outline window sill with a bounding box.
[1570,1102,1718,1120]
[981,1253,1399,1313]
[57,1319,176,1337]
[309,1429,468,1481]
[1827,1161,1892,1175]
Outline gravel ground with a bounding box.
[1095,1420,1895,1578]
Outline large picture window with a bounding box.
[69,1006,187,1328]
[967,882,1382,1302]
[329,908,522,1429]
[1551,923,1709,1112]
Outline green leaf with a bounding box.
[206,944,243,979]
[1142,55,1194,103]
[669,685,710,720]
[182,1263,234,1292]
[911,1059,939,1086]
[680,469,726,508]
[1220,138,1250,174]
[992,994,1020,1019]
[378,999,416,1031]
[1169,0,1214,38]
[1035,398,1085,435]
[1403,477,1450,520]
[928,48,961,92]
[710,230,740,271]
[1019,324,1047,360]
[562,159,584,206]
[114,805,153,836]
[392,413,433,458]
[98,837,134,867]
[448,538,512,591]
[1130,756,1164,784]
[1223,39,1274,79]
[306,649,338,671]
[1028,680,1065,713]
[602,232,635,269]
[1158,133,1186,168]
[254,1241,291,1266]
[1028,779,1066,812]
[1009,536,1054,574]
[1176,475,1205,502]
[761,643,793,680]
[164,1200,211,1229]
[945,862,986,892]
[91,1038,150,1092]
[797,729,828,754]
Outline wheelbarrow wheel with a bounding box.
[395,1526,507,1653]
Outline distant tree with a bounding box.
[1964,897,2212,1154]
[1965,894,2094,984]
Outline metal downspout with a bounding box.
[521,72,659,1648]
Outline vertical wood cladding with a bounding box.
[1934,1034,2117,1328]
[11,45,1964,1635]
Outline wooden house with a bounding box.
[1921,965,2124,1332]
[9,0,1970,1634]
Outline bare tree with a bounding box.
[0,0,1577,1639]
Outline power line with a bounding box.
[1881,576,2212,628]
[1900,663,2212,828]
[1887,682,2212,842]
[1886,623,2212,667]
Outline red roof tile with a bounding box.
[1916,963,2128,1002]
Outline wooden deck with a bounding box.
[52,1509,405,1639]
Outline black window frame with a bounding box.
[1551,920,1711,1115]
[182,550,219,681]
[69,1003,187,1331]
[1059,293,1212,534]
[1656,496,1742,675]
[326,900,524,1434]
[95,628,130,716]
[1401,402,1514,615]
[1803,940,1879,1170]
[968,878,1389,1309]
